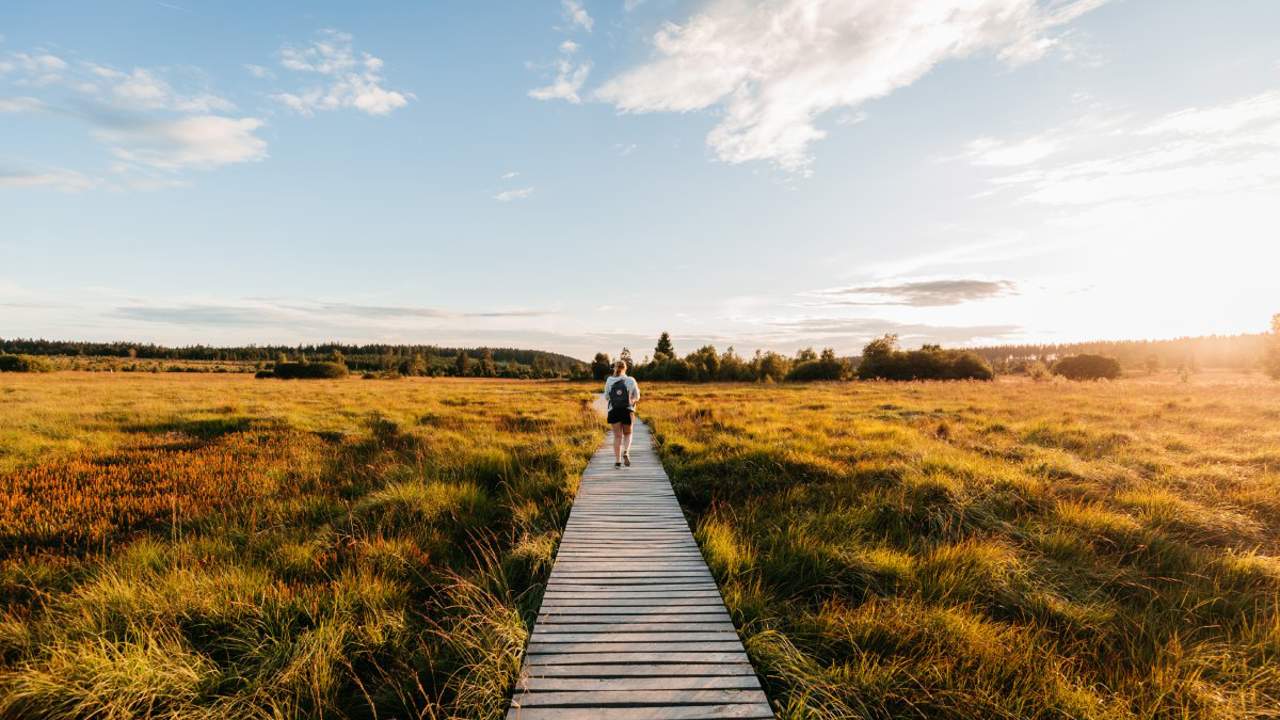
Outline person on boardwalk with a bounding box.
[604,360,640,468]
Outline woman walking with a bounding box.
[604,360,640,468]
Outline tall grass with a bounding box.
[0,374,600,719]
[641,374,1280,719]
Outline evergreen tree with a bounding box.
[454,351,471,377]
[654,332,675,361]
[479,348,498,377]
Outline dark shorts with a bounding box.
[607,407,633,425]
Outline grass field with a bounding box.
[0,373,599,719]
[640,374,1280,719]
[3,372,1279,719]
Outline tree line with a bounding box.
[591,332,995,383]
[595,319,1280,383]
[969,332,1270,372]
[0,338,587,378]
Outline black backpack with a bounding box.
[608,379,630,411]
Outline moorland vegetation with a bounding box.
[642,376,1280,719]
[0,374,599,719]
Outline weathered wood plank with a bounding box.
[511,688,767,706]
[506,704,775,720]
[519,675,762,691]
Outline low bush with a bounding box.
[856,337,993,381]
[272,361,349,379]
[786,357,848,381]
[0,354,54,373]
[1053,354,1122,381]
[253,369,274,379]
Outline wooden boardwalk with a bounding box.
[506,421,773,719]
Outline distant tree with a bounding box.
[330,349,346,366]
[277,352,289,365]
[1265,314,1280,380]
[795,347,818,362]
[127,347,138,359]
[787,347,846,381]
[398,352,426,377]
[1054,354,1122,381]
[685,345,721,381]
[591,353,612,381]
[752,350,790,383]
[479,348,498,377]
[454,351,471,377]
[619,347,634,371]
[1144,354,1160,375]
[653,333,675,361]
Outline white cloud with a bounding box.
[4,52,68,85]
[94,116,268,171]
[562,0,594,32]
[0,167,97,192]
[530,39,592,104]
[494,186,535,202]
[272,29,411,116]
[962,135,1061,167]
[0,48,267,187]
[596,0,1109,173]
[501,171,520,179]
[0,96,45,113]
[108,68,235,113]
[244,63,273,79]
[973,90,1280,206]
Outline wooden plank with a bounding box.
[511,689,767,707]
[506,705,775,720]
[505,420,772,718]
[519,675,762,691]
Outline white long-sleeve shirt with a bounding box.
[604,375,640,411]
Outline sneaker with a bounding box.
[623,453,631,467]
[614,462,622,469]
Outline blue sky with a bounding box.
[2,0,1278,360]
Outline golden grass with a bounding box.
[640,373,1280,719]
[0,373,601,719]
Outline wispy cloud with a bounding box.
[243,63,273,79]
[0,96,46,113]
[970,90,1280,206]
[93,115,267,171]
[113,299,552,328]
[0,167,98,192]
[811,279,1018,307]
[529,40,591,104]
[596,0,1109,173]
[494,186,535,202]
[272,30,412,116]
[561,0,594,32]
[0,48,267,184]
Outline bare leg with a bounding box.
[623,421,633,456]
[611,422,623,464]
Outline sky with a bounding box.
[2,0,1278,361]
